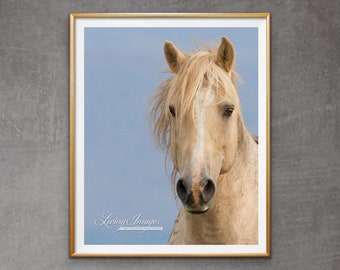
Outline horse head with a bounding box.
[152,37,246,214]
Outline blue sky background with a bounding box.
[84,27,258,244]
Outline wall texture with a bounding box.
[0,0,339,269]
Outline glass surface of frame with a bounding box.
[70,13,270,257]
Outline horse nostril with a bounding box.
[176,179,189,203]
[201,179,215,203]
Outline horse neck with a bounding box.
[217,127,258,211]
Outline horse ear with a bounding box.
[164,41,185,73]
[216,37,235,73]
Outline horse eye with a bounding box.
[169,106,176,118]
[223,106,234,117]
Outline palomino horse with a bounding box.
[150,37,258,244]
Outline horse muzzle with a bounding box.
[176,177,216,214]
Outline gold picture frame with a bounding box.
[70,13,270,257]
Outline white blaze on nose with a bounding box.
[191,88,214,205]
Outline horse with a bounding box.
[150,37,258,244]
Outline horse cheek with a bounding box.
[220,125,237,173]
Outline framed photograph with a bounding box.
[70,13,270,257]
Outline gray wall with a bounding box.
[0,0,339,269]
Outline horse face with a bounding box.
[169,83,240,214]
[164,37,240,213]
